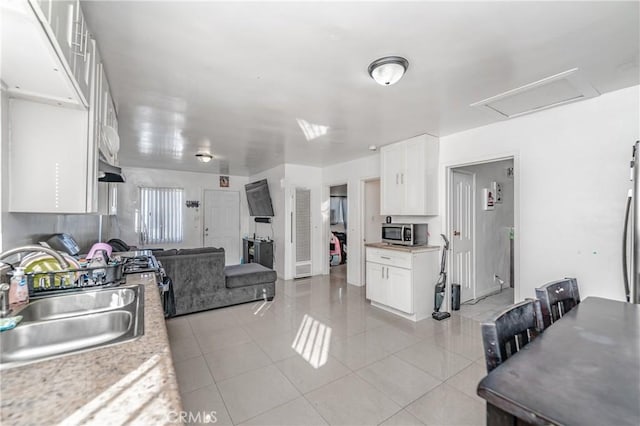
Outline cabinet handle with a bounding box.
[386,267,389,279]
[401,173,404,184]
[381,256,391,260]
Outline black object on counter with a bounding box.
[386,216,392,224]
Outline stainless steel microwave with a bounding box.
[381,223,428,246]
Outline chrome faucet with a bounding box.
[0,283,11,318]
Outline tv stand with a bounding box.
[242,238,273,269]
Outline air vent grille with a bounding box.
[471,68,599,119]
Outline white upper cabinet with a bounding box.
[380,134,439,216]
[9,99,92,213]
[4,0,119,213]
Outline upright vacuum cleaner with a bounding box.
[432,234,451,320]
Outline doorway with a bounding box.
[203,190,240,265]
[448,158,515,320]
[329,184,348,278]
[361,178,384,287]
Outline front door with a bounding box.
[452,170,475,302]
[203,190,240,265]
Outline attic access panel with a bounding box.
[471,68,599,119]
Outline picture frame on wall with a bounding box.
[220,175,229,188]
[492,181,503,204]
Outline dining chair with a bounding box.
[481,299,545,372]
[535,278,580,329]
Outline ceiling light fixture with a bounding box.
[195,152,213,163]
[368,56,409,86]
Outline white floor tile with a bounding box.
[174,355,214,394]
[406,383,485,426]
[181,384,233,426]
[356,355,441,406]
[216,364,300,424]
[395,340,472,381]
[275,354,350,394]
[306,374,401,426]
[204,341,272,382]
[238,397,328,426]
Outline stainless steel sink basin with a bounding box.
[0,285,144,369]
[17,288,137,322]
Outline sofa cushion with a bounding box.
[224,263,277,289]
[178,247,223,256]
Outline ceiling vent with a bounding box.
[470,68,599,119]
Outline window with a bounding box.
[137,187,184,245]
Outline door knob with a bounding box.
[453,230,461,236]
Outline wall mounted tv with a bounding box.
[245,179,275,217]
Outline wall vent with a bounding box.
[470,68,599,119]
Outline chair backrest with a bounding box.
[535,278,580,328]
[481,299,545,372]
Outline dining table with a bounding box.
[477,296,640,425]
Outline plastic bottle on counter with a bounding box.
[9,267,29,307]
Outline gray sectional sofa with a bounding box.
[154,247,276,316]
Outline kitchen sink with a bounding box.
[18,287,137,322]
[0,285,144,369]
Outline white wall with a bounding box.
[249,165,286,277]
[440,85,640,302]
[456,159,514,299]
[322,154,380,286]
[115,167,250,252]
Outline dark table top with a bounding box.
[477,297,640,426]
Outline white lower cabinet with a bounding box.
[365,246,438,321]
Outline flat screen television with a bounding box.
[245,179,274,217]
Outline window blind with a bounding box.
[138,187,184,245]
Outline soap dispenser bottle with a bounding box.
[9,267,28,307]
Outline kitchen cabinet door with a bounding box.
[49,0,77,74]
[387,266,413,314]
[9,99,92,213]
[403,137,426,215]
[380,142,405,215]
[366,262,386,303]
[72,6,91,101]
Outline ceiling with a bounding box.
[81,1,640,176]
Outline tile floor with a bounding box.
[166,273,488,426]
[456,288,514,322]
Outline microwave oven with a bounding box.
[381,223,428,246]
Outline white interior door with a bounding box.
[204,190,240,265]
[452,170,475,302]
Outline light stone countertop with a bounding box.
[0,273,183,425]
[365,242,441,253]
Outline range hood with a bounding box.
[98,158,125,183]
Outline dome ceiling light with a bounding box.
[368,56,409,86]
[195,152,213,163]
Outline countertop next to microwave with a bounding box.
[365,242,440,253]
